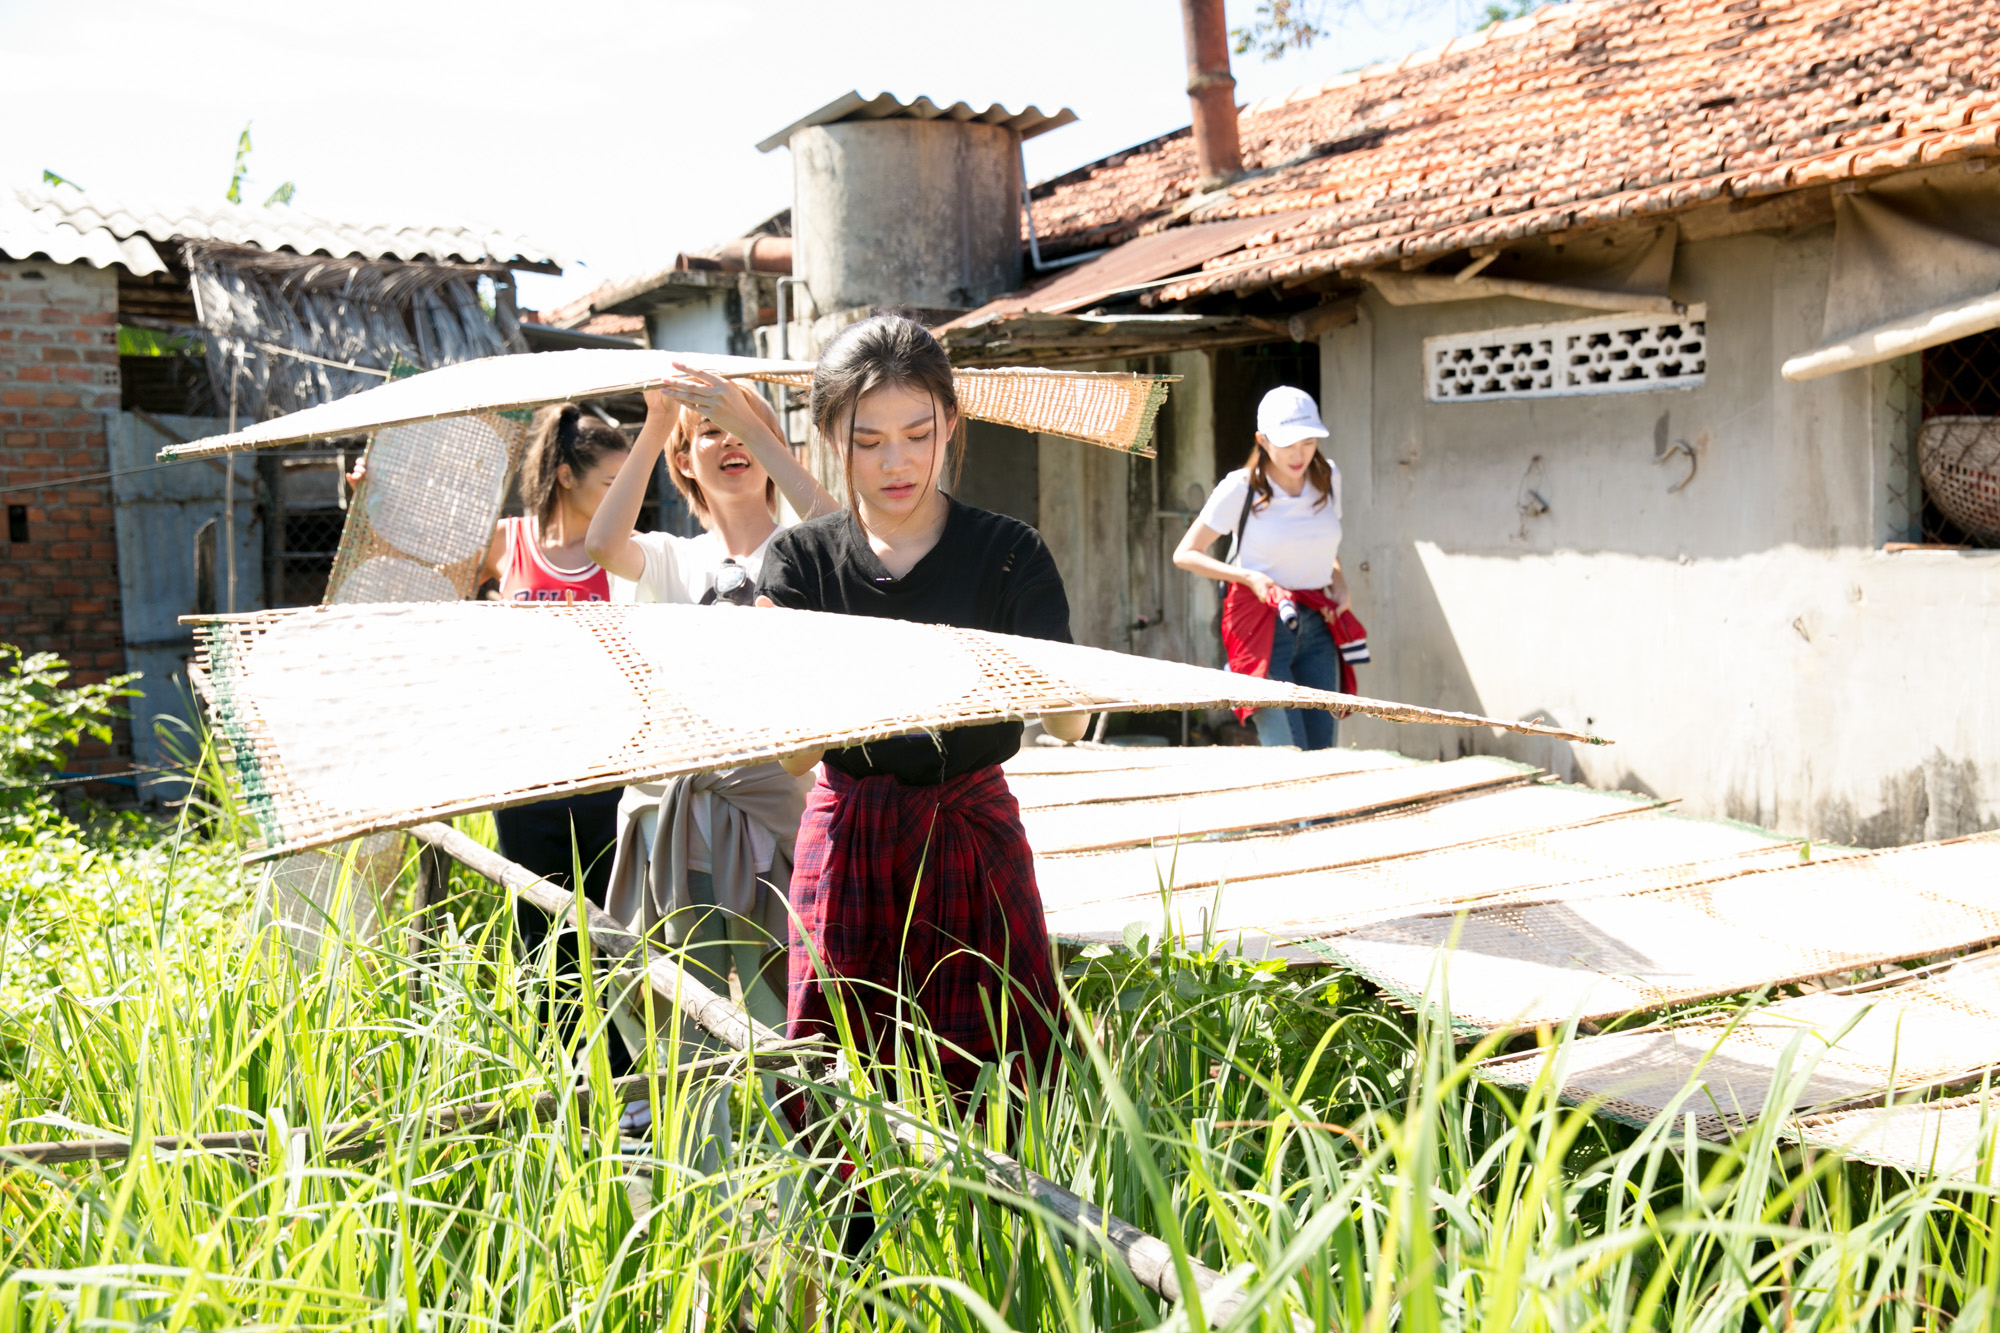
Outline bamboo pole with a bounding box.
[404,823,1304,1331]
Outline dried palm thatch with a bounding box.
[154,349,1173,460]
[185,243,516,421]
[1479,952,2000,1141]
[190,601,1605,861]
[324,411,531,604]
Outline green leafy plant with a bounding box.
[224,122,296,209]
[0,647,136,788]
[1231,0,1330,59]
[1480,0,1537,27]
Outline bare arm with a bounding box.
[585,392,670,582]
[661,366,837,521]
[1172,518,1279,604]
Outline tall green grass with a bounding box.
[3,792,1999,1330]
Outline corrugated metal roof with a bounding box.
[4,185,563,271]
[757,91,1077,153]
[0,190,167,274]
[940,210,1318,328]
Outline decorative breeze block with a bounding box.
[1426,307,1707,402]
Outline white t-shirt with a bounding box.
[611,526,784,605]
[613,523,790,873]
[1196,466,1343,591]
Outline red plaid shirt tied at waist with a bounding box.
[1220,582,1370,724]
[786,763,1059,1095]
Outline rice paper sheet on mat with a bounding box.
[155,348,1176,458]
[189,601,1603,860]
[1478,951,2000,1141]
[325,411,530,604]
[1790,1093,2000,1180]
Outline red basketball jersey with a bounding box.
[498,517,611,603]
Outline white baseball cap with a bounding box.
[1256,386,1330,448]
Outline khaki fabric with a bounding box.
[605,761,811,949]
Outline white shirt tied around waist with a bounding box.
[610,522,791,872]
[1195,465,1343,591]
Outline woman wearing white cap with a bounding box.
[1173,385,1365,749]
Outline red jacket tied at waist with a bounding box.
[786,763,1059,1095]
[1221,582,1370,724]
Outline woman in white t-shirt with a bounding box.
[1173,386,1351,750]
[586,369,837,1042]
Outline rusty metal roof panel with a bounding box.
[0,189,167,274]
[940,209,1318,328]
[10,185,562,270]
[758,90,1077,153]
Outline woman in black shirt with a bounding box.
[758,315,1087,1098]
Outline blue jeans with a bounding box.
[1251,606,1339,750]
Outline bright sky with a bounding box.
[1,0,1469,314]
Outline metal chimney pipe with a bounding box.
[1180,0,1243,189]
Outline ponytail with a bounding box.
[523,404,628,527]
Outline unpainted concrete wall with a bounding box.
[1324,225,2000,846]
[647,295,732,355]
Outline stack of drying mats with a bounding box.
[1007,741,2000,1180]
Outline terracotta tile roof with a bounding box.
[543,282,646,337]
[1028,0,2000,304]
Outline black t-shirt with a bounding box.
[760,497,1072,785]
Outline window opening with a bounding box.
[1915,329,2000,548]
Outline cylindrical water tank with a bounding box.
[790,118,1022,318]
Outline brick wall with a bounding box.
[0,259,128,770]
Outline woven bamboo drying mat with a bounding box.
[259,831,407,962]
[324,411,530,604]
[1323,833,2000,1035]
[1479,953,2000,1141]
[155,348,1176,458]
[1040,802,1800,950]
[1790,1092,2000,1179]
[1008,747,1415,811]
[1018,755,1536,855]
[1004,746,1313,776]
[192,602,1598,860]
[1035,779,1639,905]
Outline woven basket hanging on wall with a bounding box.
[1918,415,2000,545]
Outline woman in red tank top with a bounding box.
[480,406,626,602]
[474,408,633,1079]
